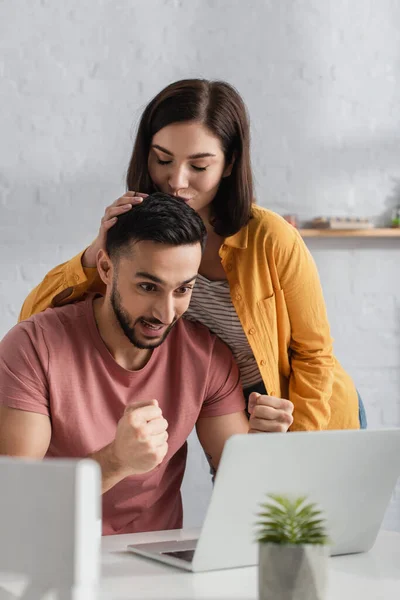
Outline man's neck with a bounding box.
[93,297,153,371]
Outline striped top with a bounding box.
[184,274,262,389]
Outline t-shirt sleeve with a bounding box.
[199,335,245,418]
[0,321,50,416]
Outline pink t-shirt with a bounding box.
[0,295,245,535]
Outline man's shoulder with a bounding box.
[16,300,88,341]
[0,300,91,371]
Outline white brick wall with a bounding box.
[1,1,399,530]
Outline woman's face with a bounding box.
[148,121,232,222]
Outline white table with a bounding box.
[1,529,400,599]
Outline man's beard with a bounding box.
[110,284,177,350]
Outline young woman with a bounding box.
[20,78,365,431]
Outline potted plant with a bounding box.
[255,494,330,600]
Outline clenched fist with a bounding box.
[110,399,169,475]
[248,393,294,433]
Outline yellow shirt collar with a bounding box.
[224,225,249,249]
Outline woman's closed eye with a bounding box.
[156,158,208,172]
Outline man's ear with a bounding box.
[97,249,114,286]
[222,154,235,178]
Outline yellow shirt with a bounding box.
[19,205,359,431]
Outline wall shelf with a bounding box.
[299,228,400,238]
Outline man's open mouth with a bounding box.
[139,319,164,331]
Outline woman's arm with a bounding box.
[19,250,105,320]
[19,192,146,320]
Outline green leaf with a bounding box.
[255,493,329,545]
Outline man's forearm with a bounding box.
[89,442,132,494]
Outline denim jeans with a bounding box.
[357,391,367,429]
[243,381,367,429]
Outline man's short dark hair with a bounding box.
[106,192,207,259]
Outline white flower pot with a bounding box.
[258,543,329,600]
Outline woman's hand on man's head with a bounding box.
[82,191,148,268]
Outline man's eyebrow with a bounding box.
[134,271,198,286]
[178,275,198,285]
[152,144,216,160]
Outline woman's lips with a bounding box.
[173,195,194,203]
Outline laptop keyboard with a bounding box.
[162,549,196,562]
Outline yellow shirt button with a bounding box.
[260,360,266,366]
[270,390,276,396]
[72,274,80,283]
[236,294,242,301]
[249,328,256,335]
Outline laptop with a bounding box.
[127,428,400,572]
[0,457,101,586]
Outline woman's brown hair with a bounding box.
[126,79,253,237]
